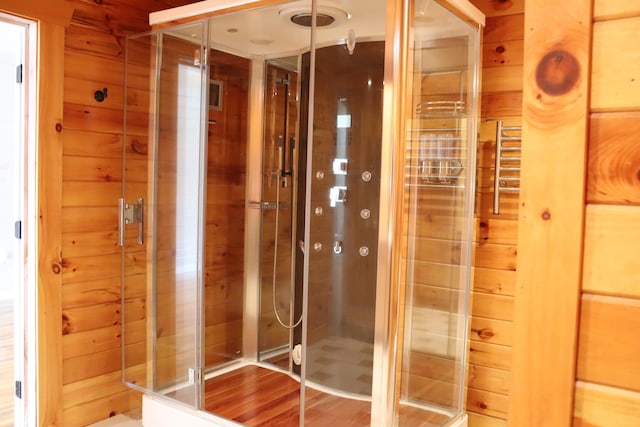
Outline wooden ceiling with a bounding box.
[67,0,203,35]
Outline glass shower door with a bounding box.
[122,22,209,408]
[300,39,385,423]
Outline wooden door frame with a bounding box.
[0,13,31,426]
[510,0,591,425]
[35,20,67,427]
[0,1,72,425]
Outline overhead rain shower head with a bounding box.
[279,3,351,29]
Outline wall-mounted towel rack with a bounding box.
[493,120,522,214]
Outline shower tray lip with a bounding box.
[398,398,457,419]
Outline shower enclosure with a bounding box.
[121,0,483,425]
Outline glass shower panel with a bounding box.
[202,45,250,371]
[123,22,208,408]
[302,39,385,423]
[397,1,480,425]
[202,2,309,424]
[123,31,156,392]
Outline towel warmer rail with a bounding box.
[493,120,522,214]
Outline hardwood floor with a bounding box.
[204,365,451,426]
[205,365,371,426]
[0,300,14,427]
[262,352,290,370]
[397,404,452,426]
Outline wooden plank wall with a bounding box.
[204,48,250,367]
[467,1,523,426]
[59,1,201,425]
[575,1,640,425]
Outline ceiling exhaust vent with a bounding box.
[290,12,335,27]
[279,4,350,29]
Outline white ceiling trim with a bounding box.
[151,0,485,27]
[150,0,263,25]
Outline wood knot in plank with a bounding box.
[62,313,71,335]
[51,262,61,274]
[535,50,580,96]
[55,123,63,132]
[493,0,514,12]
[131,139,148,155]
[477,328,494,339]
[541,209,551,221]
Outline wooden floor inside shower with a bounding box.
[204,365,450,426]
[205,365,369,426]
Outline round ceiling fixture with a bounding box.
[279,3,350,29]
[290,12,335,27]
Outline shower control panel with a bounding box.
[332,158,348,175]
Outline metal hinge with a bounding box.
[118,198,144,246]
[14,220,21,240]
[188,368,203,385]
[16,64,23,84]
[15,380,22,399]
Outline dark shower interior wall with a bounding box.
[300,41,385,346]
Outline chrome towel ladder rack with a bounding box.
[493,120,522,214]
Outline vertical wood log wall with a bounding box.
[511,0,591,424]
[37,21,67,426]
[467,1,523,426]
[574,1,640,425]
